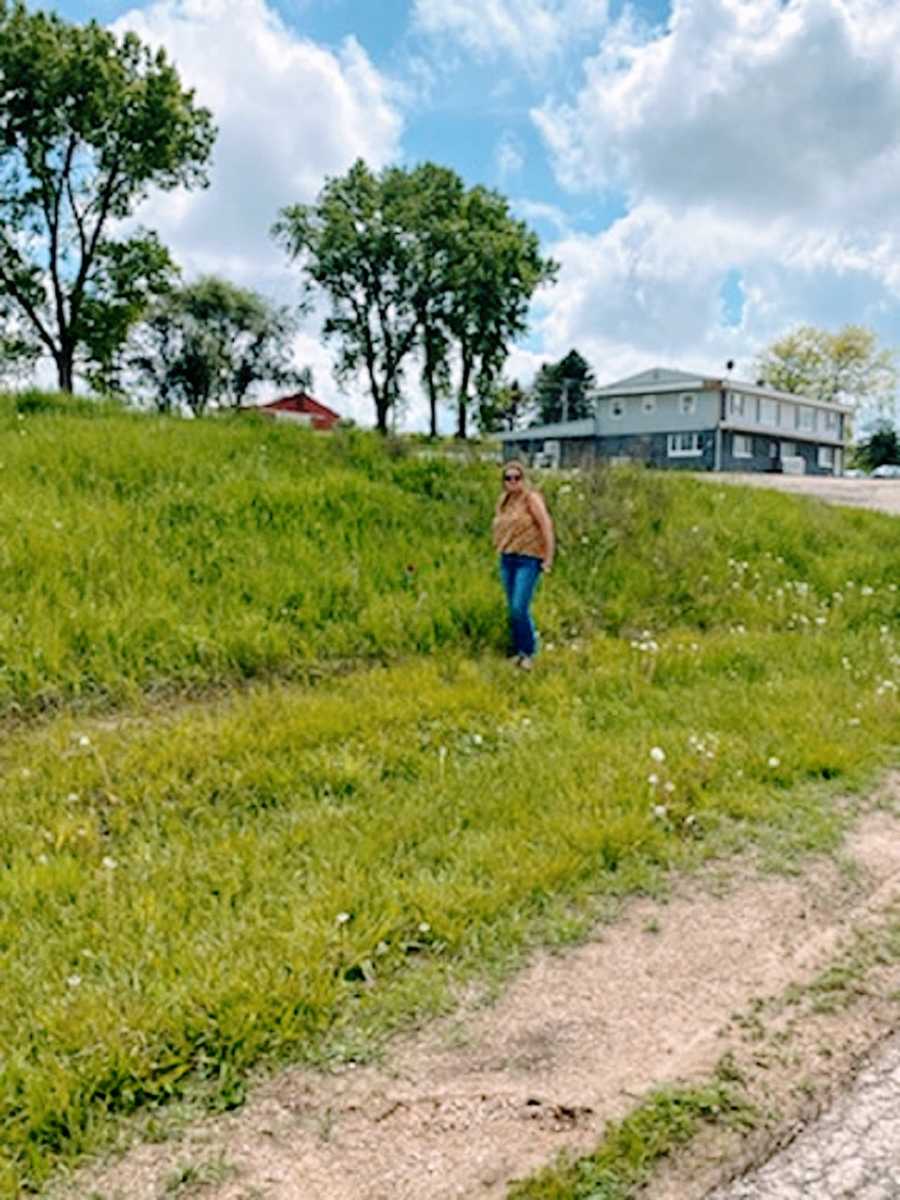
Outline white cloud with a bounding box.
[110,0,404,421]
[526,0,900,392]
[413,0,610,69]
[535,0,900,221]
[496,132,525,179]
[116,0,402,281]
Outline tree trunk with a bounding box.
[57,346,75,394]
[456,356,472,439]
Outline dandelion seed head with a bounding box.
[649,746,666,763]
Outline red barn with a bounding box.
[252,392,341,431]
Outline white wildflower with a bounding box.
[767,756,780,768]
[647,773,659,786]
[66,974,82,988]
[861,585,874,597]
[335,911,351,925]
[651,804,668,820]
[418,922,431,934]
[848,717,861,727]
[101,856,117,870]
[649,746,666,763]
[663,781,675,794]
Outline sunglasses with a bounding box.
[503,472,522,482]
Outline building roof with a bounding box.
[497,417,595,442]
[256,392,341,421]
[596,365,851,413]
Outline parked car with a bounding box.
[843,468,868,478]
[872,463,900,478]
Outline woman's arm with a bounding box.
[526,491,555,571]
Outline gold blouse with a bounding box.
[492,490,546,558]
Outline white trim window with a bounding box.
[641,394,657,413]
[818,445,835,470]
[679,393,697,415]
[610,398,625,419]
[667,432,702,457]
[728,392,746,417]
[759,398,778,426]
[796,405,816,432]
[733,434,753,458]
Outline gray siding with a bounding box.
[596,389,720,436]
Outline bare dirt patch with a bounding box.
[52,773,900,1200]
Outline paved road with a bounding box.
[708,1037,900,1198]
[715,474,900,517]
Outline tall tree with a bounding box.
[755,325,897,423]
[0,1,215,392]
[128,276,305,416]
[273,159,420,435]
[401,163,465,439]
[531,348,596,425]
[448,186,557,439]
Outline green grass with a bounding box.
[1,391,898,715]
[507,1080,755,1199]
[0,394,898,1195]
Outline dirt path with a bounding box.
[53,774,900,1200]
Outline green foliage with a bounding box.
[128,276,307,415]
[755,325,897,424]
[852,419,900,471]
[274,160,556,437]
[531,349,596,425]
[507,1083,754,1198]
[477,379,531,434]
[1,400,899,715]
[0,0,215,390]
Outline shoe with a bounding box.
[518,656,534,672]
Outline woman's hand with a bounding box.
[542,559,553,574]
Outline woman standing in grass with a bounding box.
[492,459,555,670]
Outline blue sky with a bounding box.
[39,0,900,428]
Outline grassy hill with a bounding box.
[1,393,898,1195]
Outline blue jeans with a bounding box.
[499,553,543,659]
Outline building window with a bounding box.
[733,434,753,458]
[796,405,816,432]
[824,409,840,431]
[667,432,702,457]
[759,398,778,425]
[642,395,657,413]
[728,392,746,417]
[769,441,779,458]
[679,393,696,415]
[610,398,625,419]
[818,445,835,469]
[779,403,794,428]
[781,440,796,457]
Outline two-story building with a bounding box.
[499,367,850,475]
